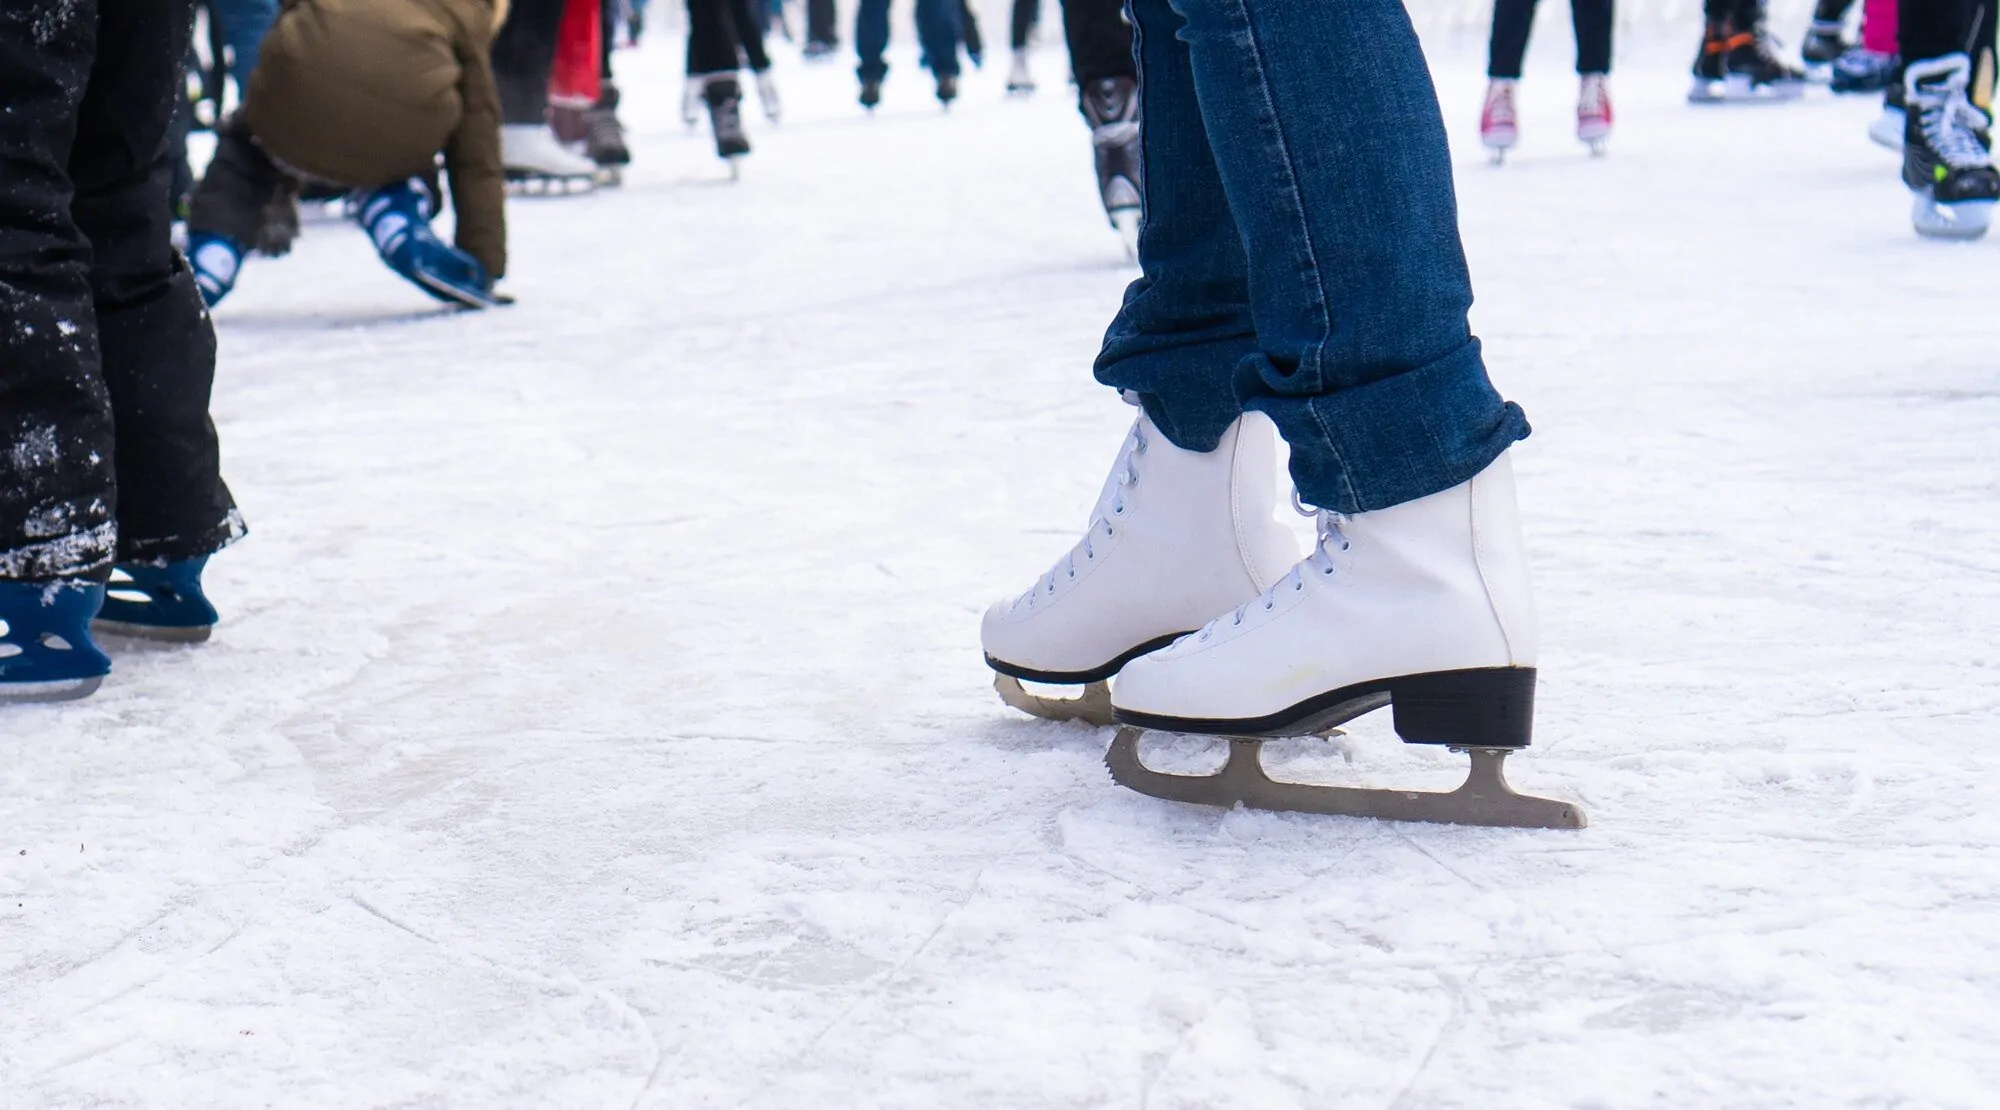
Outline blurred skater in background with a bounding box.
[184,0,511,308]
[855,0,969,108]
[1479,0,1614,160]
[685,0,782,167]
[2,0,245,702]
[1689,0,1807,100]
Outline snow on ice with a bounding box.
[4,19,1998,1110]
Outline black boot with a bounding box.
[705,78,751,160]
[1080,77,1142,225]
[586,83,632,168]
[1902,54,2000,238]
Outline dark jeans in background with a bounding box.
[1095,0,1526,514]
[856,0,964,82]
[808,0,839,47]
[495,0,568,123]
[1063,0,1135,84]
[1899,0,1995,61]
[1,0,240,580]
[688,0,773,75]
[1487,0,1614,78]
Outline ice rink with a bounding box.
[6,16,1998,1108]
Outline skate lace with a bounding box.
[1196,497,1349,642]
[1483,84,1516,126]
[586,108,625,148]
[1922,85,1991,170]
[1017,418,1149,607]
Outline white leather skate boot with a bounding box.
[983,408,1299,724]
[1111,451,1538,745]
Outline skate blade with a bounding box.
[1912,195,1994,239]
[1106,728,1586,829]
[91,618,213,644]
[1688,76,1805,104]
[503,173,599,197]
[994,674,1116,728]
[1110,208,1140,263]
[0,675,104,704]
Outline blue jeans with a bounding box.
[209,0,275,81]
[1095,0,1529,514]
[855,0,964,82]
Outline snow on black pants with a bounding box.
[0,0,241,582]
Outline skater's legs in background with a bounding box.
[207,0,277,86]
[855,0,891,84]
[1102,0,1524,512]
[1061,0,1136,85]
[1488,0,1540,79]
[494,0,568,123]
[1092,0,1256,446]
[916,0,966,78]
[689,0,746,76]
[807,0,838,47]
[1573,0,1614,74]
[1012,0,1040,50]
[724,0,775,70]
[960,0,985,62]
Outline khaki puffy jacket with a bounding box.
[247,0,510,277]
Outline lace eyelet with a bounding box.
[1293,581,1303,591]
[1263,601,1273,611]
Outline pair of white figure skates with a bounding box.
[981,410,1585,829]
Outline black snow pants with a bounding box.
[0,0,241,582]
[494,0,568,124]
[688,0,773,76]
[1060,0,1134,86]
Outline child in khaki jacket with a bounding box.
[187,0,512,308]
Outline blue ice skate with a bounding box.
[187,230,246,307]
[0,580,112,703]
[94,557,219,643]
[352,180,502,309]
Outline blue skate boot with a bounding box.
[94,557,220,643]
[352,180,501,309]
[1,580,113,703]
[186,230,246,307]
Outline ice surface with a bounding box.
[5,26,1998,1109]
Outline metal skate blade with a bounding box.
[1106,728,1586,829]
[91,618,213,644]
[0,676,104,704]
[993,674,1116,727]
[1912,195,1994,239]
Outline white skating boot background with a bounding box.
[1111,452,1539,744]
[501,124,599,180]
[982,409,1299,685]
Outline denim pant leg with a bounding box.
[1102,0,1529,513]
[855,0,892,83]
[1092,0,1258,453]
[916,0,964,77]
[209,0,276,89]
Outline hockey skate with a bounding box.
[584,84,632,185]
[93,558,219,643]
[859,76,883,111]
[502,124,599,194]
[1577,74,1613,155]
[1104,453,1586,830]
[704,77,753,176]
[1831,47,1898,94]
[354,181,505,308]
[1870,79,1908,149]
[1082,77,1143,259]
[1007,50,1035,95]
[1,580,112,704]
[1479,79,1519,163]
[1689,21,1807,102]
[936,73,959,109]
[1902,54,2000,239]
[983,407,1298,727]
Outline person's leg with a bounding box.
[83,0,241,566]
[959,0,985,62]
[208,0,276,90]
[1488,0,1539,79]
[493,0,570,123]
[916,0,965,78]
[0,0,118,582]
[1109,0,1525,512]
[1093,0,1256,446]
[1060,0,1134,85]
[855,0,892,84]
[807,0,839,48]
[1575,0,1614,74]
[687,0,740,74]
[726,0,774,70]
[1012,0,1039,50]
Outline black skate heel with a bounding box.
[1387,666,1536,750]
